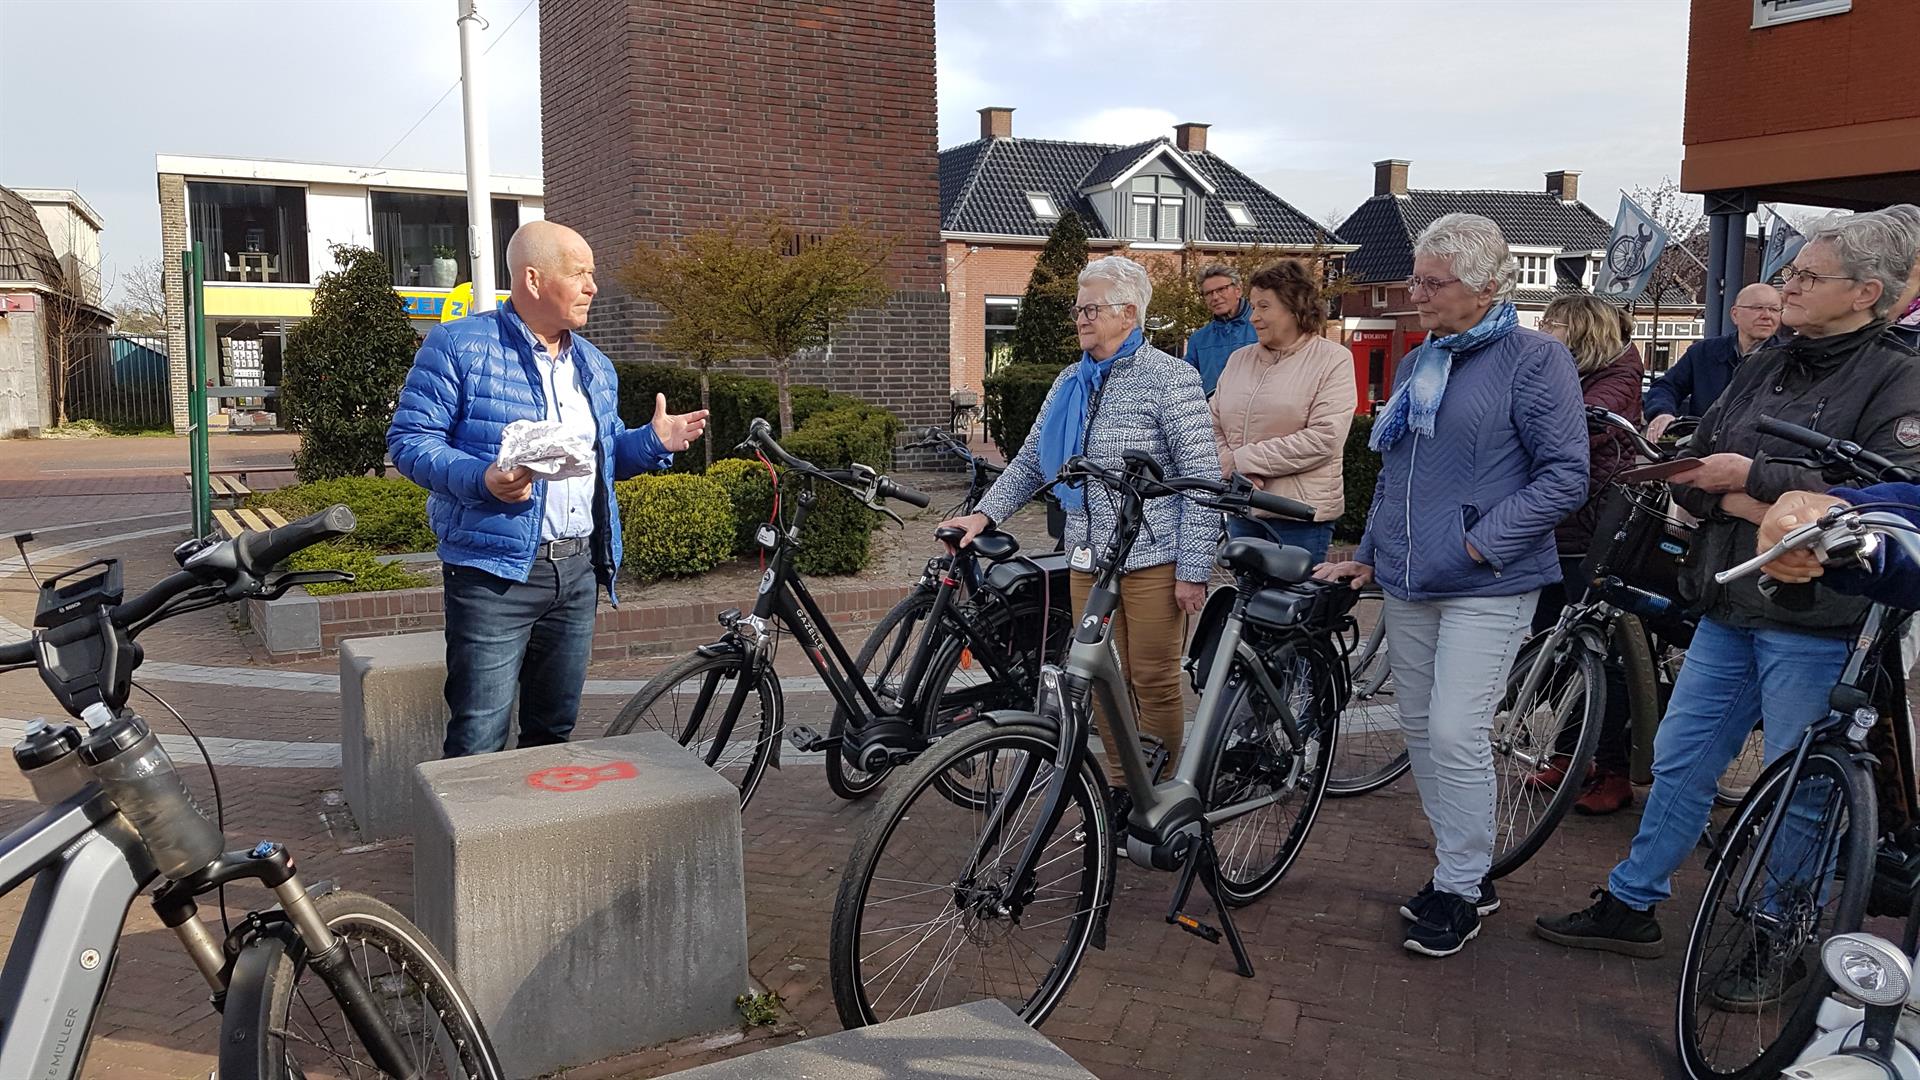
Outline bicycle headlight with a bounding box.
[1821,933,1912,1008]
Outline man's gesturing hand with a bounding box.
[650,393,710,452]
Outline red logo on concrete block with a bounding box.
[526,761,638,792]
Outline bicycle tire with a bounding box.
[829,718,1111,1029]
[219,890,503,1080]
[1210,644,1337,905]
[607,651,781,807]
[1491,633,1606,879]
[1327,594,1411,797]
[1676,745,1872,1080]
[827,588,937,800]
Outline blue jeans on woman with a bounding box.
[1606,617,1850,910]
[441,552,599,757]
[1224,515,1335,565]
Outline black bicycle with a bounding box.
[823,428,1072,799]
[608,419,1067,807]
[0,508,499,1080]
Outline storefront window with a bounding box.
[188,182,310,284]
[372,193,520,290]
[984,297,1019,373]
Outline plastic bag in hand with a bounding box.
[496,419,595,481]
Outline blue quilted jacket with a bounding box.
[1355,327,1589,601]
[386,302,670,596]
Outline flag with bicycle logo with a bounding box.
[1594,193,1671,302]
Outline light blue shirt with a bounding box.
[533,335,597,542]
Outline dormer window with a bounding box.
[1223,202,1254,229]
[1129,176,1185,242]
[1025,191,1059,221]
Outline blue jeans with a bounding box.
[1224,515,1335,565]
[1607,617,1850,909]
[441,552,599,757]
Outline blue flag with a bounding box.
[1761,208,1806,284]
[1594,194,1671,302]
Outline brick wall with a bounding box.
[158,173,191,434]
[540,0,950,442]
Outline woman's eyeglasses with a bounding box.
[1072,302,1126,322]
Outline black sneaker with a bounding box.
[1533,888,1664,958]
[1708,940,1809,1013]
[1404,891,1480,958]
[1400,876,1501,922]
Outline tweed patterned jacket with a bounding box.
[978,343,1218,582]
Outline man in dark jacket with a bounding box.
[1182,264,1257,397]
[387,221,708,757]
[1643,282,1782,439]
[1537,211,1920,991]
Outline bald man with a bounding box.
[388,221,709,757]
[1644,282,1783,440]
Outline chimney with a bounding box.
[978,106,1014,140]
[1547,169,1580,203]
[1174,122,1210,154]
[1374,159,1410,198]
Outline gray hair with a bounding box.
[1197,263,1239,287]
[1412,212,1517,301]
[1804,209,1920,318]
[1079,255,1153,328]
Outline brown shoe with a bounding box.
[1574,769,1633,816]
[1526,753,1587,791]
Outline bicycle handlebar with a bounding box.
[740,417,927,511]
[1754,414,1917,486]
[1060,456,1315,522]
[1586,405,1670,463]
[1715,507,1920,586]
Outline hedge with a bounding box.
[611,362,891,472]
[250,477,435,554]
[704,457,775,556]
[777,405,905,575]
[613,473,735,582]
[1338,413,1381,543]
[982,362,1066,462]
[284,546,429,596]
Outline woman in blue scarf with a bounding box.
[1317,213,1589,959]
[942,256,1219,787]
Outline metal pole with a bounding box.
[1704,213,1729,339]
[186,244,211,538]
[458,0,496,313]
[1724,210,1749,326]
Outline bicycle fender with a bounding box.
[218,918,301,1079]
[977,709,1054,735]
[694,636,744,660]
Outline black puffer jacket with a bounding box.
[1674,320,1920,636]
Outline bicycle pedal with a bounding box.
[1168,911,1223,944]
[786,725,835,753]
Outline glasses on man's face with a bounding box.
[1201,284,1237,300]
[1404,275,1461,297]
[1779,266,1856,290]
[1072,302,1125,323]
[1732,303,1783,315]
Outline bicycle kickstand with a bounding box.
[1165,825,1256,978]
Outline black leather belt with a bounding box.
[538,536,589,561]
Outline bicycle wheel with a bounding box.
[1209,643,1337,905]
[1717,726,1766,808]
[220,890,502,1080]
[1327,592,1410,797]
[830,719,1111,1029]
[1677,746,1872,1080]
[607,651,781,807]
[828,589,937,800]
[1490,633,1605,878]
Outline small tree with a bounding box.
[621,230,757,466]
[281,246,418,482]
[1627,179,1709,369]
[110,257,167,335]
[1010,211,1088,369]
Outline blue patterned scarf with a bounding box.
[1040,328,1145,511]
[1370,301,1520,451]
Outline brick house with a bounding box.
[940,107,1348,401]
[1338,160,1704,410]
[0,185,111,437]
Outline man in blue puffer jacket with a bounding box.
[388,221,708,757]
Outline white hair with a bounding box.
[1078,255,1152,328]
[1413,212,1517,301]
[1805,209,1920,318]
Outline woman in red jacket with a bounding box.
[1528,295,1644,814]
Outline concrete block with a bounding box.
[340,631,452,838]
[250,588,320,654]
[414,733,749,1079]
[671,1001,1097,1079]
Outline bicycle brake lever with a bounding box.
[865,497,906,528]
[258,570,354,600]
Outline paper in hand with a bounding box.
[497,419,595,481]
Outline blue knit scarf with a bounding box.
[1370,301,1520,451]
[1040,328,1145,511]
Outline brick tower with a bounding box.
[539,0,950,435]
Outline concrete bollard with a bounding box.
[669,1001,1098,1079]
[340,631,472,839]
[413,732,750,1079]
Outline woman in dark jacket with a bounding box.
[1529,295,1644,814]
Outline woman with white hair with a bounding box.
[942,255,1217,788]
[1317,212,1589,957]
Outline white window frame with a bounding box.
[1514,254,1552,288]
[1371,286,1387,308]
[1753,0,1850,28]
[1223,202,1254,229]
[1129,176,1187,242]
[1025,191,1059,221]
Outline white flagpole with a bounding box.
[458,0,496,313]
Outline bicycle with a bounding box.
[607,419,1065,808]
[828,452,1352,1027]
[824,427,1072,799]
[0,507,500,1080]
[1675,415,1920,1080]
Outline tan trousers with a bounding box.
[1070,564,1187,785]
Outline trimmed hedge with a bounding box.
[779,405,904,575]
[250,477,435,554]
[982,362,1066,462]
[612,362,892,472]
[285,546,429,596]
[704,457,775,556]
[1338,413,1381,543]
[614,473,736,582]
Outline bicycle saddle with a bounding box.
[1218,537,1312,585]
[967,530,1020,561]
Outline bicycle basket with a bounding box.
[1578,483,1694,599]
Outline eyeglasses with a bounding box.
[1072,302,1126,322]
[1404,275,1462,296]
[1201,284,1237,300]
[1779,266,1856,289]
[1732,303,1784,315]
[1539,318,1570,332]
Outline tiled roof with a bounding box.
[0,185,63,287]
[939,137,1339,248]
[1341,189,1614,283]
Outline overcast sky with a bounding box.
[0,0,1691,305]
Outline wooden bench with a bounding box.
[212,506,288,541]
[185,471,254,507]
